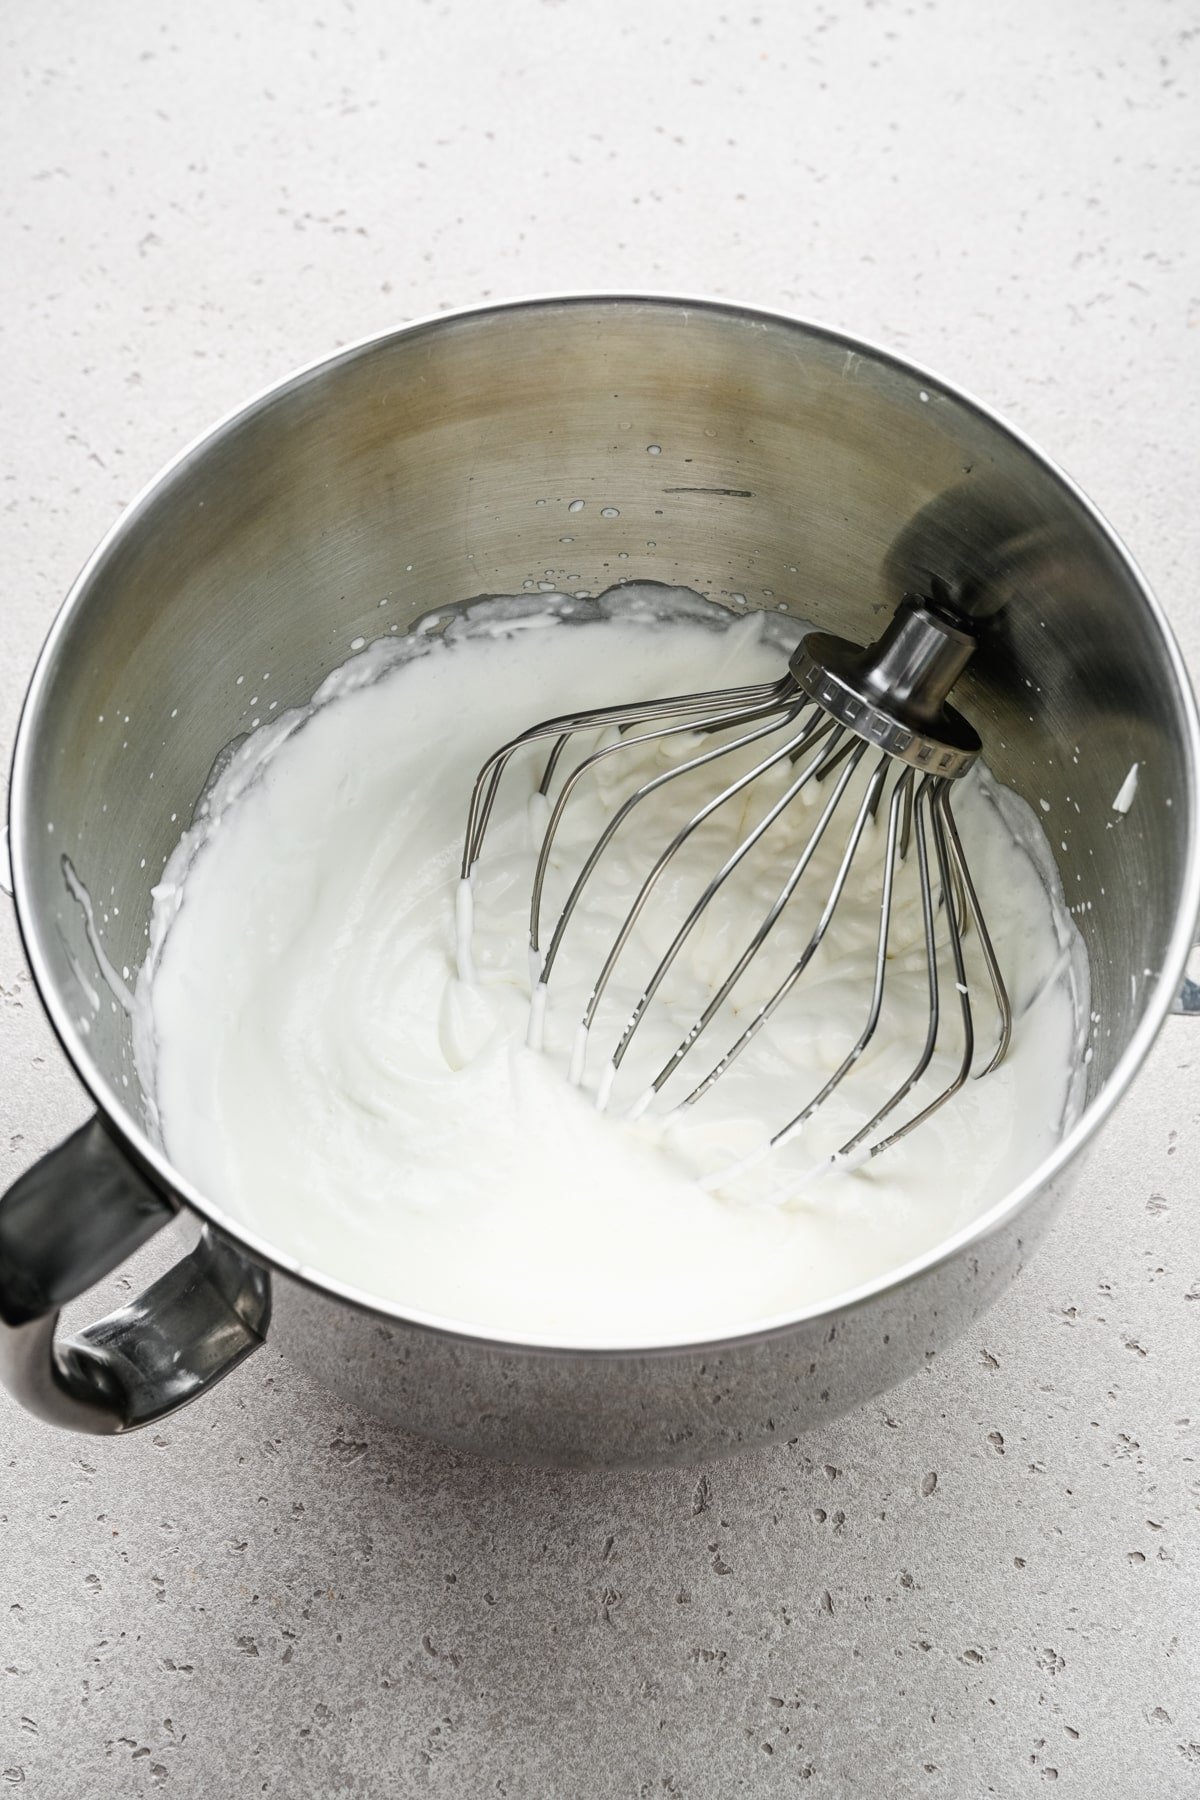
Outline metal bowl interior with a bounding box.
[10,295,1200,1351]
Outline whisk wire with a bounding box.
[599,716,839,1087]
[769,764,913,1152]
[898,773,914,862]
[567,711,833,1059]
[937,784,1013,1074]
[532,687,805,972]
[856,777,977,1157]
[836,775,944,1156]
[648,741,880,1112]
[463,675,795,877]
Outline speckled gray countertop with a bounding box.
[2,2,1199,1794]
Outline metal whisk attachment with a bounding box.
[459,597,1012,1171]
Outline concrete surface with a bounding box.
[2,0,1199,1793]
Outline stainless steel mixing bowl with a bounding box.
[3,296,1197,1465]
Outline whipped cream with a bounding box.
[136,586,1087,1346]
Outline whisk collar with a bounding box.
[789,598,981,778]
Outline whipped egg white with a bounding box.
[135,587,1086,1345]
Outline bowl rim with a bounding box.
[9,289,1200,1356]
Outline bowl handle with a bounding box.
[1173,929,1200,1016]
[0,1118,269,1433]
